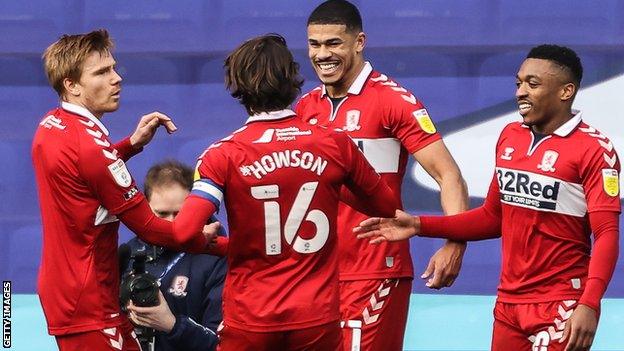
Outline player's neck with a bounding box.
[325,60,366,98]
[531,110,574,135]
[63,97,104,119]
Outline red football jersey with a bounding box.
[296,62,441,280]
[490,112,621,303]
[32,102,144,335]
[191,109,391,332]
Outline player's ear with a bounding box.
[63,78,81,97]
[355,32,366,54]
[560,82,576,102]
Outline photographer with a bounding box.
[122,160,225,351]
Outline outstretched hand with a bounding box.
[353,210,419,244]
[130,112,177,148]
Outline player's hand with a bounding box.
[203,221,221,243]
[353,210,419,244]
[129,112,177,149]
[421,240,465,289]
[127,290,176,333]
[560,304,597,351]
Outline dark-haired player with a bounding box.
[192,34,398,350]
[356,44,621,351]
[296,1,469,349]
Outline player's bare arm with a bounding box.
[413,139,469,289]
[129,111,178,148]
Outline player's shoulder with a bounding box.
[501,121,525,133]
[197,125,249,161]
[573,121,618,156]
[574,121,614,143]
[298,86,323,102]
[366,70,423,107]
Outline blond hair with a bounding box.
[42,29,114,97]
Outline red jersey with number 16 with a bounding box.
[296,62,441,281]
[191,109,395,332]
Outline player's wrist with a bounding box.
[412,216,420,237]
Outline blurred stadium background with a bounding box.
[0,1,623,350]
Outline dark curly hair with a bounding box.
[225,34,304,115]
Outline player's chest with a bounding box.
[307,97,385,137]
[496,134,580,185]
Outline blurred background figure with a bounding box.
[123,160,226,351]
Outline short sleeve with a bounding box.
[380,82,442,154]
[79,140,144,215]
[191,144,229,209]
[580,139,621,213]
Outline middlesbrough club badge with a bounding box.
[169,276,189,297]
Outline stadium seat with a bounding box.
[9,224,43,293]
[0,0,82,54]
[83,0,221,53]
[358,0,493,47]
[499,0,618,45]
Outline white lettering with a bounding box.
[241,150,329,179]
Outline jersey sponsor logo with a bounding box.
[537,150,559,173]
[39,115,66,130]
[496,167,587,216]
[500,147,515,160]
[240,150,328,179]
[343,110,362,131]
[413,109,436,134]
[602,169,619,196]
[253,127,312,143]
[108,159,132,188]
[169,276,188,297]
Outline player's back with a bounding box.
[194,111,385,332]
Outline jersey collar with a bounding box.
[552,110,582,137]
[321,61,373,97]
[521,110,582,137]
[245,109,296,124]
[61,101,110,136]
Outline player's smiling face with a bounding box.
[307,24,365,96]
[515,58,570,128]
[69,51,122,118]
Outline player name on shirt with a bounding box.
[240,149,328,179]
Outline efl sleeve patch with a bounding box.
[602,169,619,197]
[107,159,132,187]
[413,109,436,134]
[191,179,224,207]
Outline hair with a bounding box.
[143,160,194,201]
[527,44,583,86]
[42,29,114,97]
[225,34,303,115]
[307,0,363,33]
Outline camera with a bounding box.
[120,251,160,351]
[120,252,160,309]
